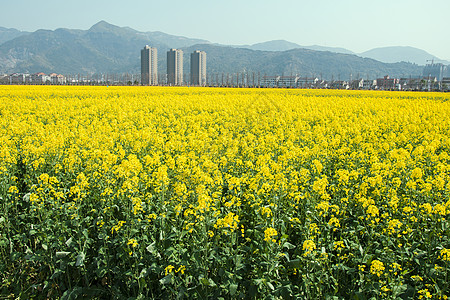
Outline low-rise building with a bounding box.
[49,73,66,84]
[278,76,299,88]
[31,72,51,84]
[329,80,349,89]
[297,77,319,88]
[442,77,450,91]
[261,76,280,87]
[0,74,8,84]
[376,75,400,90]
[9,73,29,84]
[362,79,376,89]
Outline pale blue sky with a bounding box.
[1,0,449,60]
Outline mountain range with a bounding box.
[238,40,447,65]
[0,21,444,79]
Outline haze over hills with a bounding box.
[240,40,355,55]
[0,21,440,79]
[0,26,30,45]
[359,46,448,65]
[237,40,446,65]
[182,44,422,79]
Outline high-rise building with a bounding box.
[190,50,207,86]
[141,45,158,85]
[423,63,448,82]
[167,49,183,86]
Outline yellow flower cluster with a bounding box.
[370,260,385,277]
[165,264,186,275]
[440,248,450,261]
[302,239,316,256]
[264,227,278,242]
[214,212,240,233]
[111,221,126,234]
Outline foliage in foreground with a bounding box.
[1,86,450,299]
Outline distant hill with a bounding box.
[305,45,354,55]
[245,40,303,51]
[0,21,423,78]
[240,40,354,55]
[0,26,30,45]
[359,46,448,65]
[181,44,421,80]
[0,21,209,74]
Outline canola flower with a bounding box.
[264,227,278,242]
[370,260,385,277]
[1,86,450,299]
[165,265,175,275]
[302,240,316,256]
[440,248,450,261]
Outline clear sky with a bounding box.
[1,0,449,60]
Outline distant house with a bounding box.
[50,73,66,84]
[297,77,319,88]
[31,72,51,84]
[329,80,349,89]
[376,75,400,90]
[278,76,299,88]
[10,73,29,84]
[0,74,8,84]
[261,76,280,87]
[362,79,376,90]
[441,77,450,91]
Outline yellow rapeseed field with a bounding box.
[1,86,449,299]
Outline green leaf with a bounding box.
[61,286,83,300]
[76,252,85,266]
[288,258,301,269]
[230,283,238,296]
[146,242,156,254]
[56,251,71,258]
[160,274,172,285]
[139,268,149,278]
[283,242,295,250]
[65,237,73,247]
[200,278,217,287]
[50,270,63,280]
[42,244,48,251]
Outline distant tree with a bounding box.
[420,79,426,90]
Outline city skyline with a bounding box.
[1,0,449,61]
[142,49,207,86]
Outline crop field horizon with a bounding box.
[0,86,449,299]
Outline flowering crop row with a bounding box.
[0,86,449,298]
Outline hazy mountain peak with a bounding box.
[243,40,354,55]
[89,20,124,32]
[304,45,354,55]
[0,26,30,45]
[359,46,448,65]
[248,40,301,51]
